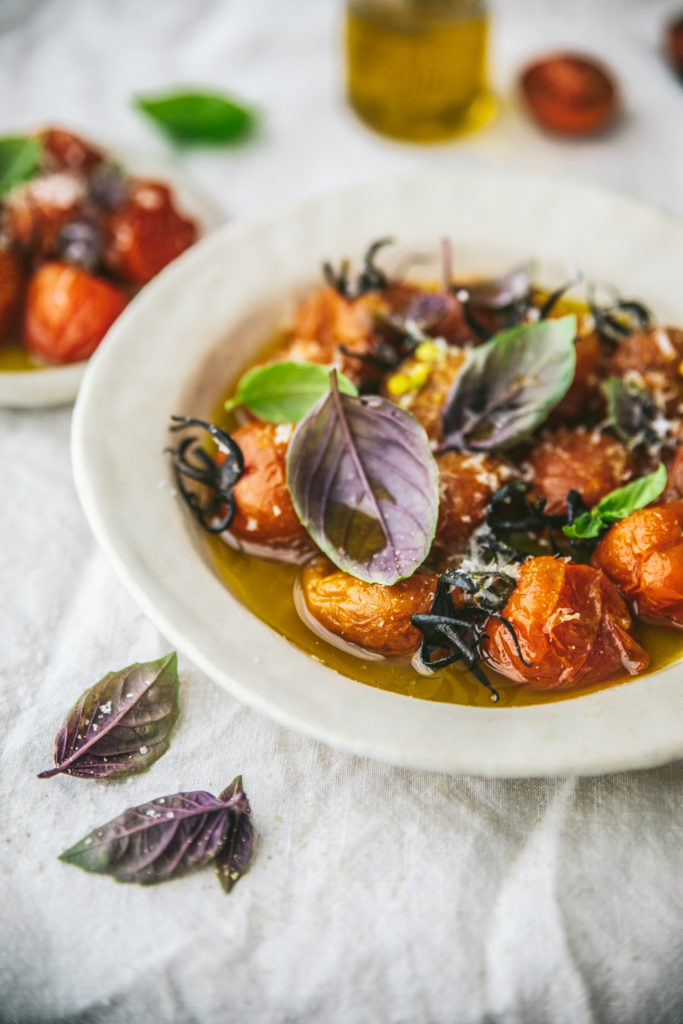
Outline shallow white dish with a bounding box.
[0,144,223,409]
[72,165,683,777]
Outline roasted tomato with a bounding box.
[228,421,309,546]
[23,262,128,363]
[383,345,466,442]
[280,285,388,389]
[592,502,683,628]
[665,445,683,501]
[4,173,86,258]
[608,326,683,412]
[481,556,648,690]
[39,127,104,174]
[105,180,198,286]
[299,556,437,657]
[520,53,619,136]
[549,328,604,426]
[0,247,25,336]
[433,451,511,553]
[528,427,634,515]
[382,282,472,346]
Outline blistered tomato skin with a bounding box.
[520,53,619,136]
[0,248,25,337]
[39,127,104,174]
[228,422,309,546]
[592,502,683,629]
[300,557,437,658]
[23,262,128,363]
[281,285,388,389]
[549,329,604,426]
[608,327,683,412]
[481,556,648,690]
[434,451,510,553]
[528,427,634,515]
[105,180,198,286]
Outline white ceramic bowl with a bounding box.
[0,145,223,409]
[72,165,683,777]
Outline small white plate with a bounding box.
[0,145,223,409]
[72,166,683,777]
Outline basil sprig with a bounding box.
[0,135,42,195]
[134,89,257,143]
[563,463,667,540]
[226,362,358,423]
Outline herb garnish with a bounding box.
[59,777,253,890]
[286,370,439,585]
[440,316,577,452]
[0,135,42,195]
[412,569,529,702]
[226,361,358,423]
[563,463,667,540]
[323,238,393,299]
[167,416,244,533]
[134,90,257,144]
[38,653,179,780]
[605,376,670,449]
[589,287,651,350]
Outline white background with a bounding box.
[1,2,682,1022]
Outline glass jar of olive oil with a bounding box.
[345,0,495,142]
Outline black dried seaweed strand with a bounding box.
[485,480,599,557]
[166,416,244,534]
[589,288,652,351]
[323,237,393,299]
[411,570,531,703]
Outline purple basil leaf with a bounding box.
[456,264,532,310]
[286,370,439,585]
[38,653,179,780]
[58,783,252,886]
[440,315,577,453]
[214,776,254,893]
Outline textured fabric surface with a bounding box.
[1,2,682,1022]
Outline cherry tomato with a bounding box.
[105,180,198,286]
[299,556,437,658]
[39,127,104,174]
[520,53,619,136]
[281,285,388,389]
[4,173,85,258]
[592,501,683,629]
[608,327,683,412]
[528,427,634,515]
[228,421,309,546]
[0,247,25,337]
[23,262,128,363]
[433,451,511,553]
[481,556,648,690]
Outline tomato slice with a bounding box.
[520,53,619,136]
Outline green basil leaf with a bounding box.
[226,362,358,423]
[440,315,577,452]
[563,463,667,539]
[134,90,257,143]
[0,135,42,195]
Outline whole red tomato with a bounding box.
[24,262,128,363]
[520,53,619,136]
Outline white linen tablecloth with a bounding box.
[1,2,682,1022]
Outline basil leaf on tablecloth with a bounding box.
[0,135,42,195]
[214,776,255,893]
[286,369,439,585]
[134,90,256,143]
[38,653,179,780]
[563,463,667,540]
[440,315,577,452]
[225,361,358,423]
[58,778,253,888]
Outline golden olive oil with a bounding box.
[345,0,496,141]
[0,342,42,371]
